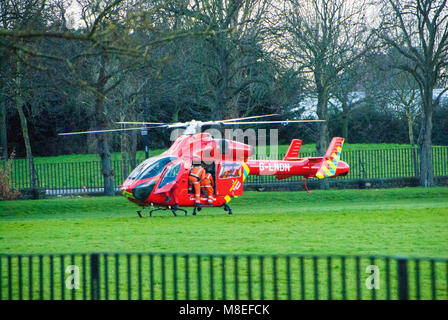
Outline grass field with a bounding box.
[1,187,447,256]
[1,187,448,300]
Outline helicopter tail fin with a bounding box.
[283,139,302,160]
[315,137,345,179]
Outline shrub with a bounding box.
[0,151,21,201]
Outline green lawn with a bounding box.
[1,187,447,256]
[1,187,447,300]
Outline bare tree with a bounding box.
[281,0,372,156]
[166,0,271,120]
[376,0,448,186]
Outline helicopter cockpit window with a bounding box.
[158,162,181,189]
[128,157,177,180]
[219,162,242,178]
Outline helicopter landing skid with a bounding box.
[137,205,187,217]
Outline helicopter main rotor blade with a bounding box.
[115,121,167,125]
[58,125,168,136]
[219,114,280,122]
[221,120,325,125]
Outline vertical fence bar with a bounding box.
[259,256,264,300]
[60,255,65,300]
[385,257,391,300]
[104,254,109,300]
[185,255,189,300]
[300,257,305,300]
[247,256,252,300]
[161,254,166,300]
[341,257,346,300]
[415,259,420,300]
[28,256,32,300]
[431,260,436,300]
[50,255,54,300]
[18,256,22,300]
[313,257,318,300]
[39,255,43,300]
[273,256,278,300]
[234,256,238,300]
[90,254,99,300]
[173,254,178,300]
[82,254,86,300]
[149,254,154,300]
[127,254,132,300]
[196,255,201,300]
[398,259,409,300]
[356,256,361,300]
[327,257,332,300]
[115,254,119,300]
[221,256,226,300]
[370,257,376,300]
[286,256,291,300]
[71,255,75,300]
[446,261,448,299]
[138,254,142,300]
[8,256,12,300]
[209,256,214,300]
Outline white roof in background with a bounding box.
[291,89,448,118]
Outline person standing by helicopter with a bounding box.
[189,162,206,205]
[200,169,214,205]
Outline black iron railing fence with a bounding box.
[1,146,448,193]
[0,252,447,300]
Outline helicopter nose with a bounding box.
[121,183,135,200]
[130,179,157,201]
[336,160,350,177]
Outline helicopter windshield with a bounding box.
[127,156,177,180]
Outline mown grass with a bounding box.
[1,187,447,300]
[1,187,447,256]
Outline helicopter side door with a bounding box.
[215,161,247,198]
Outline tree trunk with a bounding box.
[316,88,329,156]
[418,86,434,187]
[0,102,7,159]
[408,117,418,177]
[128,130,137,169]
[341,98,349,140]
[15,60,35,191]
[418,109,433,186]
[407,117,414,146]
[95,56,114,196]
[342,109,349,140]
[316,85,329,190]
[87,115,98,154]
[120,132,128,180]
[172,104,180,122]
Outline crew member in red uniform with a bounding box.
[189,163,205,205]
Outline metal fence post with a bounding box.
[398,258,409,300]
[90,254,100,300]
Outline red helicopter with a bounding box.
[59,115,349,216]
